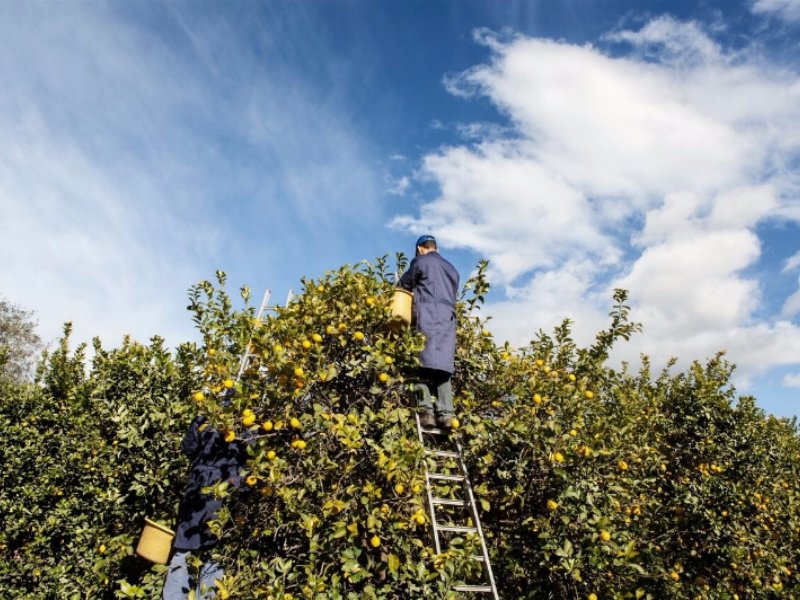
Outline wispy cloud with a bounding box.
[393,18,800,389]
[783,372,800,388]
[0,3,381,349]
[752,0,800,23]
[783,250,800,272]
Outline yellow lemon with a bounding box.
[670,571,680,581]
[600,530,611,541]
[223,379,234,389]
[224,430,235,443]
[99,544,106,554]
[246,475,257,486]
[262,420,273,431]
[588,594,597,600]
[290,417,301,429]
[208,348,216,355]
[547,499,558,511]
[338,323,347,331]
[354,331,365,341]
[301,339,312,350]
[267,450,277,460]
[379,373,389,383]
[568,373,576,382]
[294,367,304,378]
[192,391,204,402]
[312,333,323,343]
[553,452,564,463]
[536,359,544,366]
[326,325,336,335]
[533,394,542,404]
[292,439,307,450]
[414,513,426,525]
[618,460,629,471]
[394,483,405,495]
[585,390,594,399]
[370,535,380,548]
[384,356,393,364]
[242,414,256,427]
[366,297,376,306]
[450,418,460,429]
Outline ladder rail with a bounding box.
[236,289,293,381]
[454,437,499,600]
[417,413,443,554]
[236,289,271,380]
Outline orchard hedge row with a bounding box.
[1,258,798,599]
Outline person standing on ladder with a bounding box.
[399,234,460,431]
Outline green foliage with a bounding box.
[1,258,799,600]
[0,331,197,599]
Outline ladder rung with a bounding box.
[428,473,464,482]
[426,449,459,458]
[421,426,451,435]
[437,525,477,533]
[471,555,485,562]
[432,497,468,507]
[453,584,493,593]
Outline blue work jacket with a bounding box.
[399,251,460,374]
[173,416,247,550]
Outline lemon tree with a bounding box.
[184,258,489,599]
[0,325,197,599]
[1,257,799,600]
[463,295,800,599]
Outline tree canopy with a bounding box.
[1,257,798,599]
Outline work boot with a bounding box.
[436,413,454,431]
[418,410,436,428]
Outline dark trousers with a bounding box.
[414,368,454,416]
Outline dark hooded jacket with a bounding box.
[173,416,247,550]
[399,251,460,374]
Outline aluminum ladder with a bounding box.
[236,288,293,380]
[415,414,499,599]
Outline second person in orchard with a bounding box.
[399,234,460,430]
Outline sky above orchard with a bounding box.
[1,0,799,417]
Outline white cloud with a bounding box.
[394,18,800,389]
[784,250,800,272]
[386,175,411,196]
[752,0,800,23]
[784,372,800,388]
[783,287,800,318]
[392,140,617,284]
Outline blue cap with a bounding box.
[416,235,436,247]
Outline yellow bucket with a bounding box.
[391,289,413,325]
[136,517,175,564]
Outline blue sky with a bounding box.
[1,0,799,417]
